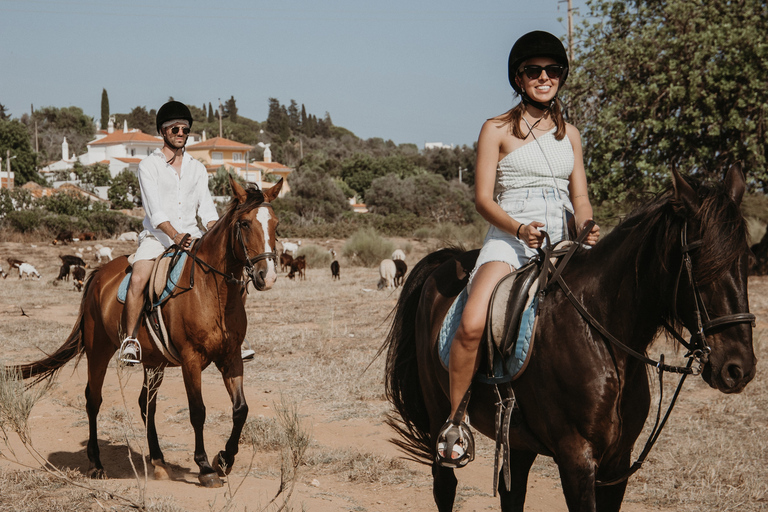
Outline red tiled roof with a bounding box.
[187,137,254,151]
[88,130,162,146]
[250,161,291,170]
[115,158,142,163]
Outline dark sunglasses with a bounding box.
[170,126,190,135]
[519,64,565,80]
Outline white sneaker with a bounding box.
[119,337,141,366]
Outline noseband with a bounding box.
[234,202,277,288]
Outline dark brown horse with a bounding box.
[383,166,756,511]
[11,176,282,488]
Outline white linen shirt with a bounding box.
[137,149,218,248]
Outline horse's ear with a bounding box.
[229,174,247,204]
[724,162,746,207]
[263,178,283,203]
[671,165,699,211]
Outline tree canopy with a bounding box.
[568,0,768,202]
[0,119,40,185]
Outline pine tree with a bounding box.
[100,89,109,130]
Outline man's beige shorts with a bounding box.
[133,232,166,263]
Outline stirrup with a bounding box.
[119,337,142,366]
[436,418,475,468]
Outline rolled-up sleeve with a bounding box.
[138,159,171,229]
[196,170,219,226]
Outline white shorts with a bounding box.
[470,188,572,284]
[133,231,167,263]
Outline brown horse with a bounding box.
[383,166,756,511]
[11,176,282,488]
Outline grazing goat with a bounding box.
[330,260,340,280]
[77,231,97,241]
[52,230,73,245]
[57,263,71,281]
[394,259,407,287]
[72,265,86,291]
[60,254,87,268]
[94,245,114,263]
[18,263,41,280]
[288,255,306,280]
[280,252,294,273]
[7,257,23,270]
[391,249,406,261]
[378,259,396,290]
[117,231,139,242]
[281,240,301,255]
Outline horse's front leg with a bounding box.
[556,437,598,512]
[498,448,538,512]
[180,360,222,488]
[139,366,171,480]
[213,355,248,477]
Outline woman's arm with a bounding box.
[566,124,600,245]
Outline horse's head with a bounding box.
[671,164,756,393]
[227,176,283,291]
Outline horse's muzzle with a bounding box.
[703,353,757,393]
[251,266,276,291]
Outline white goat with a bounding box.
[281,240,301,255]
[95,246,113,263]
[117,231,139,242]
[378,259,396,290]
[391,249,406,261]
[18,263,41,279]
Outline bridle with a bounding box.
[172,202,277,291]
[234,202,277,288]
[667,221,756,369]
[546,220,754,486]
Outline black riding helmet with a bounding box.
[155,101,193,134]
[508,31,569,110]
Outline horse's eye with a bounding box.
[240,221,250,229]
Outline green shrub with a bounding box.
[5,210,41,232]
[342,228,394,267]
[296,244,332,268]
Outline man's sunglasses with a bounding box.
[170,126,190,135]
[518,65,565,80]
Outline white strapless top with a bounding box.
[496,129,574,197]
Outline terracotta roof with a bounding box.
[115,158,142,164]
[249,161,291,171]
[187,137,254,151]
[88,130,162,146]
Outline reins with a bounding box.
[545,220,754,486]
[168,202,278,292]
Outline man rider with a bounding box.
[119,101,218,364]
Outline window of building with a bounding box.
[232,152,243,162]
[212,152,223,163]
[130,148,136,156]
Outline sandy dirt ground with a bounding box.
[0,237,763,511]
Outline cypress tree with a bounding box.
[208,102,214,123]
[100,89,109,130]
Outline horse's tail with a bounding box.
[11,271,96,386]
[383,247,464,465]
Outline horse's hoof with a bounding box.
[86,467,106,479]
[213,451,233,477]
[198,472,223,488]
[151,459,172,480]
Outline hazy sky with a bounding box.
[1,0,586,148]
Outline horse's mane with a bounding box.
[599,174,748,286]
[223,186,266,230]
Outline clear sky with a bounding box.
[1,0,586,148]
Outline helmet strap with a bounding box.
[521,92,556,113]
[162,135,185,165]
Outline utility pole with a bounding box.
[559,0,575,63]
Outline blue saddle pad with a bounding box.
[117,252,188,306]
[438,287,538,383]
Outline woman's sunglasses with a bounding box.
[170,126,190,135]
[518,64,565,80]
